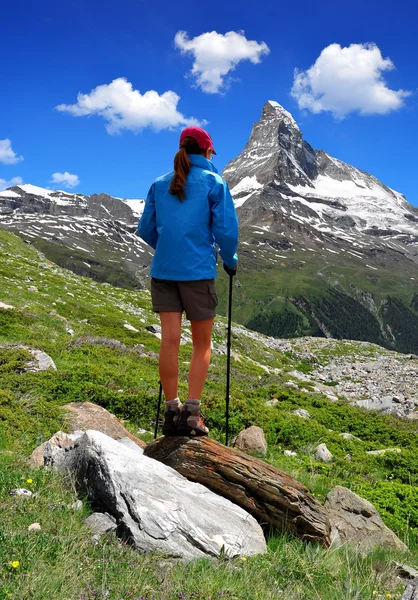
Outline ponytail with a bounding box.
[169,136,203,201]
[169,147,191,201]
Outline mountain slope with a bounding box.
[0,184,149,288]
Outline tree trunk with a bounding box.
[144,436,330,547]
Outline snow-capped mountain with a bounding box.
[0,184,149,288]
[224,101,418,249]
[221,101,418,353]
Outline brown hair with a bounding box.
[169,137,206,200]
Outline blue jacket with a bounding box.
[138,154,238,281]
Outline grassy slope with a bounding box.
[0,229,418,600]
[215,228,418,352]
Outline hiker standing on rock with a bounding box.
[138,126,238,437]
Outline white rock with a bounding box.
[265,399,278,407]
[124,323,139,332]
[9,488,33,498]
[315,443,333,462]
[66,328,75,336]
[48,430,267,560]
[70,499,83,511]
[339,433,361,441]
[0,301,15,310]
[292,409,311,419]
[28,522,41,532]
[284,450,297,457]
[366,448,402,456]
[28,286,38,292]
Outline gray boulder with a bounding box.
[84,512,117,535]
[315,443,333,462]
[47,430,267,560]
[324,486,408,552]
[232,426,268,456]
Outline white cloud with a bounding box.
[291,43,411,119]
[174,30,270,94]
[0,139,23,164]
[56,77,201,134]
[51,172,80,189]
[0,176,23,191]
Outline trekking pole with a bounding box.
[225,273,233,446]
[154,381,163,440]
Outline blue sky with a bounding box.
[1,0,417,203]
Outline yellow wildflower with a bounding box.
[10,561,19,569]
[26,479,33,484]
[386,595,392,599]
[241,556,247,561]
[372,592,378,596]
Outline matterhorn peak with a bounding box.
[262,100,300,131]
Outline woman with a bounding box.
[138,126,238,437]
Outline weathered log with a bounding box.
[144,436,331,547]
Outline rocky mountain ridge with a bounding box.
[0,184,148,288]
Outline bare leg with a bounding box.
[159,312,182,401]
[188,318,214,399]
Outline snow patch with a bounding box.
[230,176,263,197]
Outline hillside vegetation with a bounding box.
[1,229,418,600]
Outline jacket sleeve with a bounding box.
[209,177,239,270]
[137,183,158,250]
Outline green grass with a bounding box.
[0,454,411,600]
[1,228,418,599]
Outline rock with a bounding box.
[28,286,38,292]
[70,499,83,511]
[124,323,139,332]
[28,349,57,371]
[145,436,330,547]
[324,486,408,552]
[367,448,402,456]
[394,562,418,580]
[339,433,361,441]
[118,436,144,454]
[0,301,15,309]
[62,402,146,449]
[292,409,311,419]
[315,443,333,462]
[265,399,279,407]
[47,430,267,560]
[28,442,48,468]
[28,522,41,532]
[284,450,298,457]
[10,488,33,498]
[44,431,83,470]
[84,512,117,535]
[232,426,268,456]
[3,346,57,373]
[400,585,418,599]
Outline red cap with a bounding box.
[179,126,216,155]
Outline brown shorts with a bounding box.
[151,278,218,321]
